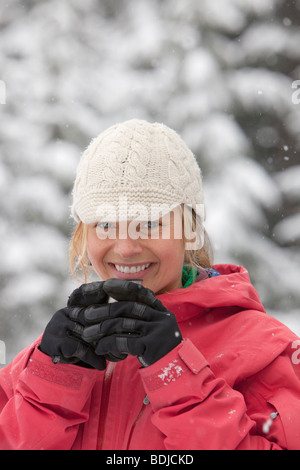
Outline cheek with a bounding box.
[157,240,185,273]
[152,243,185,294]
[87,231,97,260]
[87,231,107,266]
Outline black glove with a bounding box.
[40,280,182,369]
[79,279,183,367]
[39,281,111,370]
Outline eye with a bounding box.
[96,222,115,230]
[96,222,117,239]
[148,221,158,229]
[139,220,160,232]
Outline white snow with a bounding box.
[158,360,184,384]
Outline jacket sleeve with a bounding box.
[0,340,99,450]
[139,338,300,450]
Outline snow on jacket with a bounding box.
[0,264,300,450]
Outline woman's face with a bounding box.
[87,211,185,294]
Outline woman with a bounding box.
[0,119,300,450]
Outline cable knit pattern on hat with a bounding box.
[71,119,203,224]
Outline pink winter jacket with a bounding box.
[0,264,300,450]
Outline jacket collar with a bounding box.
[158,264,265,323]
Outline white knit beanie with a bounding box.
[71,119,204,224]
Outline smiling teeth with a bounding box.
[115,263,151,273]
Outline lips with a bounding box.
[109,263,154,279]
[115,263,151,273]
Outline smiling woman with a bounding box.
[1,119,300,450]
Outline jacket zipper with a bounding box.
[126,395,150,449]
[97,362,115,450]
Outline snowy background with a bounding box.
[1,0,300,365]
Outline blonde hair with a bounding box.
[69,208,214,283]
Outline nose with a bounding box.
[113,237,143,259]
